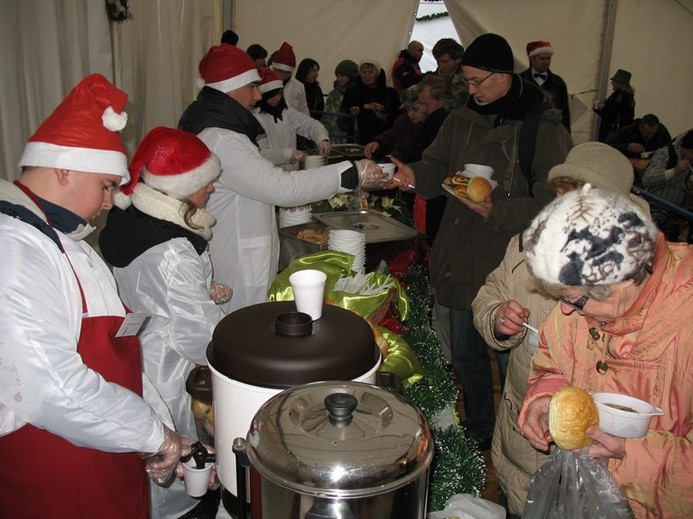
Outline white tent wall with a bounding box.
[443,0,692,143]
[231,0,419,96]
[0,0,221,182]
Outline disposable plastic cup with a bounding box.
[378,163,396,179]
[289,269,328,320]
[463,164,494,179]
[182,459,213,497]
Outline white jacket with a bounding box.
[113,237,223,519]
[0,180,164,453]
[113,238,222,439]
[254,105,329,171]
[283,77,310,116]
[197,127,351,313]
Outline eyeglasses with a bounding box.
[559,294,590,311]
[467,72,495,88]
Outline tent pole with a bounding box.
[594,0,619,140]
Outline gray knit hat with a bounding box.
[524,185,658,286]
[335,59,359,80]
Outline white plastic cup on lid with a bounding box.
[289,269,328,320]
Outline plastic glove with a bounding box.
[290,150,307,164]
[142,425,194,486]
[319,139,331,157]
[354,159,388,190]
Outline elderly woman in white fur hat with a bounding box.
[517,185,692,518]
[100,127,224,519]
[472,142,649,518]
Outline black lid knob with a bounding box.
[275,311,313,337]
[325,393,358,427]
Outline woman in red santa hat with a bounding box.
[254,67,331,171]
[100,127,225,519]
[271,41,310,116]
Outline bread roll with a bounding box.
[549,386,598,450]
[467,176,492,203]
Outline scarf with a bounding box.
[467,74,545,126]
[178,86,265,144]
[99,184,214,268]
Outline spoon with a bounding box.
[522,322,539,335]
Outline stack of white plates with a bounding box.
[304,154,326,169]
[279,205,313,228]
[328,229,366,273]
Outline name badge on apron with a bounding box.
[116,313,149,337]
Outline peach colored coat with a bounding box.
[519,236,693,518]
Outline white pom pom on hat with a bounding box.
[18,73,130,182]
[523,185,659,286]
[114,127,221,209]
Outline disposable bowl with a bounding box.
[592,392,664,438]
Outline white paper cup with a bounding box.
[463,163,494,179]
[289,269,328,320]
[378,163,396,179]
[183,460,213,497]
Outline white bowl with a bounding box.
[464,163,494,179]
[592,392,664,438]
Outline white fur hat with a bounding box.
[524,185,659,286]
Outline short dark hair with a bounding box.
[432,38,464,60]
[640,114,660,127]
[420,74,449,101]
[246,44,268,60]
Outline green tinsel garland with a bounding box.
[416,11,450,23]
[401,265,486,512]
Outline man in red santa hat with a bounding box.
[520,40,571,133]
[0,74,197,519]
[178,44,384,314]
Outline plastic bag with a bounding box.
[524,449,632,519]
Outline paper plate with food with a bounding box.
[442,171,497,204]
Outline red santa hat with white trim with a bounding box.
[272,42,296,72]
[258,67,284,94]
[526,40,554,58]
[18,73,130,183]
[198,43,260,93]
[113,126,220,209]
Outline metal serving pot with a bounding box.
[234,380,433,519]
[207,302,382,498]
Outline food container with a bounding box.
[207,302,381,498]
[278,215,422,271]
[236,380,433,518]
[592,392,664,438]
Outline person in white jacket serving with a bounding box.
[99,127,225,519]
[179,43,386,313]
[254,67,330,171]
[0,74,194,519]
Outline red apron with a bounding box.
[0,291,149,519]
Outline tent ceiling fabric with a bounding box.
[232,0,418,94]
